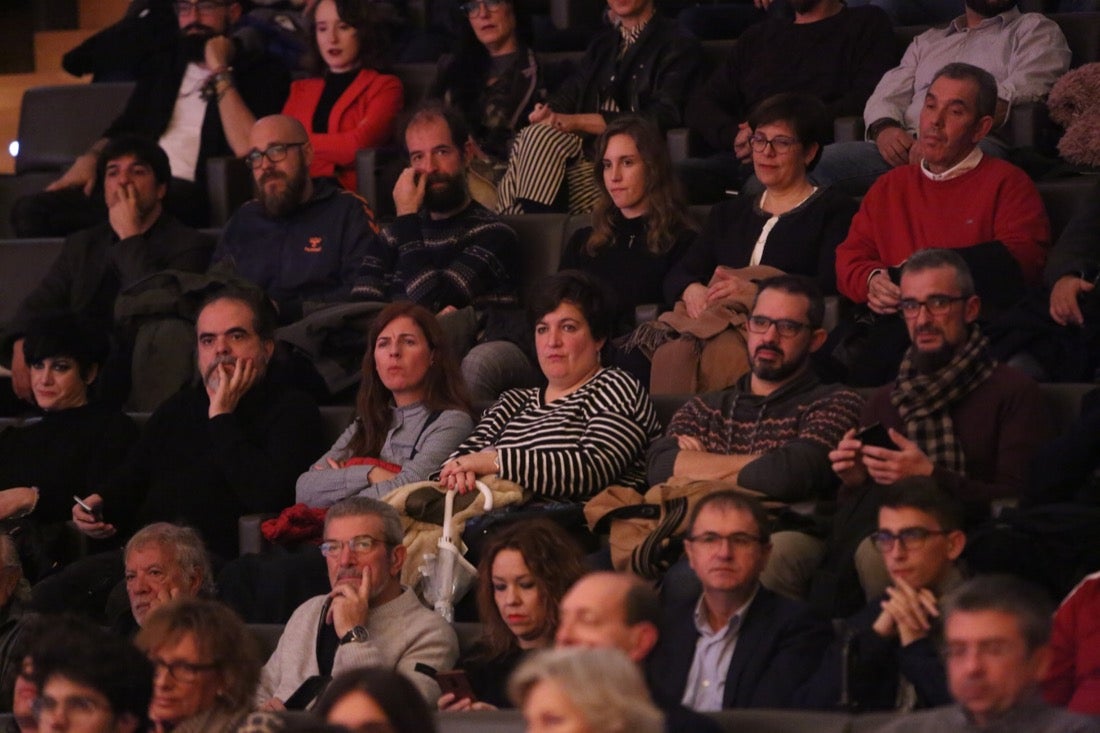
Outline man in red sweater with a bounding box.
[832,62,1048,384]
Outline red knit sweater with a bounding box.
[835,156,1050,303]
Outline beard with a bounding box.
[749,341,807,382]
[255,166,309,218]
[912,341,957,374]
[423,170,468,214]
[180,24,218,62]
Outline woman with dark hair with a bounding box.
[282,0,404,192]
[135,599,261,733]
[561,115,694,336]
[0,314,137,580]
[430,0,544,203]
[440,519,586,710]
[665,92,858,304]
[296,302,474,507]
[315,666,437,733]
[438,271,660,500]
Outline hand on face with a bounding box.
[108,180,145,239]
[328,564,372,638]
[205,357,259,418]
[393,167,427,216]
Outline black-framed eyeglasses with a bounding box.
[897,295,968,319]
[685,531,764,551]
[748,134,800,154]
[319,534,389,558]
[870,527,952,553]
[175,0,228,15]
[244,142,307,169]
[150,658,220,684]
[460,0,506,16]
[746,315,812,338]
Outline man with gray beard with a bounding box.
[212,115,378,324]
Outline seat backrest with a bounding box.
[500,213,569,298]
[1051,12,1100,67]
[393,63,439,109]
[1037,176,1096,244]
[0,238,65,330]
[15,83,135,175]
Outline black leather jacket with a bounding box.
[546,15,704,134]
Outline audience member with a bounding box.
[297,302,473,507]
[437,271,661,500]
[561,115,695,339]
[31,289,324,621]
[813,3,1070,195]
[495,0,702,215]
[0,316,137,580]
[666,95,857,302]
[211,115,378,324]
[3,137,213,409]
[511,647,664,733]
[3,614,47,729]
[316,667,437,733]
[135,598,261,733]
[829,250,1051,600]
[431,0,547,207]
[354,104,520,360]
[680,0,894,199]
[875,575,1100,733]
[283,0,403,193]
[832,64,1050,385]
[117,523,214,635]
[12,0,291,236]
[440,520,585,711]
[32,617,153,733]
[1043,570,1100,715]
[804,479,965,710]
[0,537,31,713]
[257,497,458,707]
[647,275,862,598]
[647,492,832,711]
[557,572,722,733]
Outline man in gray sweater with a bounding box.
[256,497,458,706]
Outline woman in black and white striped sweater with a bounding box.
[437,271,661,500]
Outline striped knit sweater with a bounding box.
[448,368,661,498]
[648,369,863,502]
[354,201,518,312]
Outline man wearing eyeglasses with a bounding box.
[258,496,458,708]
[802,478,965,711]
[648,274,862,599]
[828,249,1050,599]
[647,491,831,711]
[876,574,1100,733]
[12,0,290,238]
[211,114,378,324]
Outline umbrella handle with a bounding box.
[440,481,495,544]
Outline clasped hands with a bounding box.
[438,451,498,494]
[829,427,934,488]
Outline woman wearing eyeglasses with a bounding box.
[664,92,858,315]
[430,0,545,207]
[135,599,261,733]
[282,0,403,193]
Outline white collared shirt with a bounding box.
[920,146,984,182]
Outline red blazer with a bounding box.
[283,68,404,192]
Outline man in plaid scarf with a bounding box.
[829,249,1052,598]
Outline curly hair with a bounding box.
[586,115,692,257]
[476,519,586,660]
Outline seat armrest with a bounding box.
[205,156,253,227]
[239,513,277,556]
[1002,102,1047,149]
[355,148,378,213]
[834,117,864,143]
[634,303,661,325]
[666,128,692,164]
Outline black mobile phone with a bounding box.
[855,422,898,450]
[436,670,477,703]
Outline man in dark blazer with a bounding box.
[647,490,832,711]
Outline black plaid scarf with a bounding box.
[890,325,995,473]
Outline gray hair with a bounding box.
[125,523,215,597]
[325,497,404,546]
[509,648,664,733]
[901,248,976,297]
[942,574,1054,653]
[930,62,998,120]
